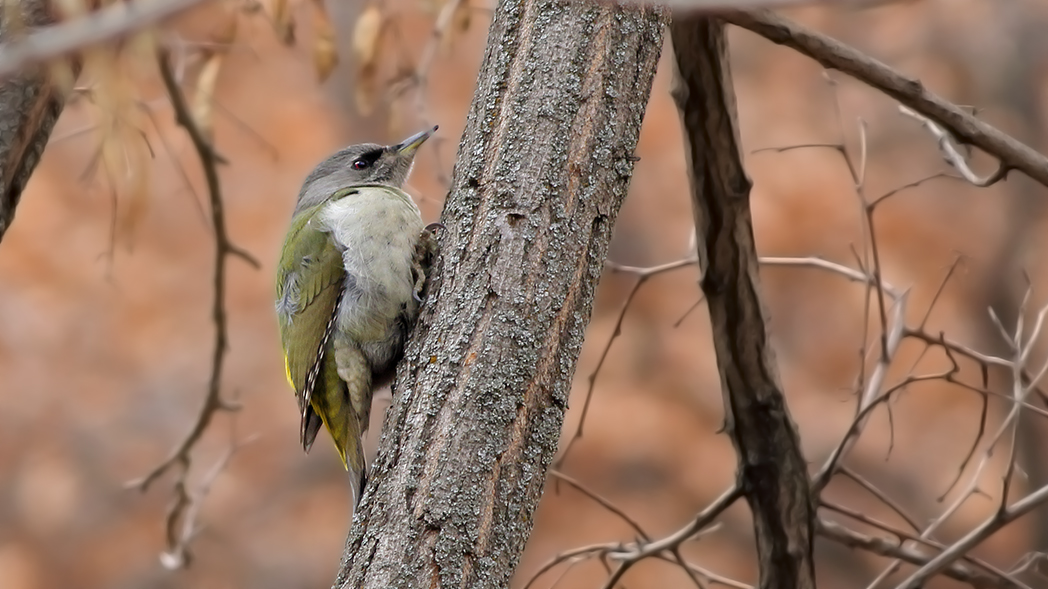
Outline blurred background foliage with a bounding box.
[0,0,1047,587]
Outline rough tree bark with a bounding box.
[333,1,667,587]
[0,0,74,242]
[670,15,817,589]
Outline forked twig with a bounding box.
[126,47,257,566]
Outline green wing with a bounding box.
[275,204,346,450]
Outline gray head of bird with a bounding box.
[294,125,437,214]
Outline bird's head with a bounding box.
[294,125,437,213]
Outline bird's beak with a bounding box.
[392,125,438,156]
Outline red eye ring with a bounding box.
[352,159,368,170]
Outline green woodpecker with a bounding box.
[275,126,439,505]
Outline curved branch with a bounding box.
[722,9,1048,189]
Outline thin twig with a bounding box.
[127,46,255,564]
[554,257,699,473]
[548,470,649,541]
[721,9,1048,188]
[387,0,469,186]
[870,296,1048,588]
[160,431,258,569]
[895,483,1048,589]
[818,519,1028,589]
[899,105,1007,187]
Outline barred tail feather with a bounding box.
[301,406,324,452]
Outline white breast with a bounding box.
[319,187,424,342]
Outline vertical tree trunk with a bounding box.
[333,1,666,587]
[669,16,817,589]
[0,0,73,242]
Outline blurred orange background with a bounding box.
[1,1,1047,588]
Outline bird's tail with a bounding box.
[348,444,368,508]
[326,338,374,507]
[313,376,370,505]
[314,392,369,506]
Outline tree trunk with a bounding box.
[333,1,667,587]
[669,16,817,589]
[0,0,74,242]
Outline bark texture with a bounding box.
[0,0,72,242]
[669,16,817,589]
[333,1,667,587]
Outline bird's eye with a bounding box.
[352,159,369,170]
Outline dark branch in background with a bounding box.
[0,0,210,81]
[535,248,1042,588]
[670,14,816,589]
[0,0,77,243]
[535,104,1048,588]
[126,47,258,569]
[720,9,1048,189]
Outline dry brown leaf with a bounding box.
[386,93,410,139]
[52,0,90,20]
[355,62,380,116]
[352,4,384,72]
[310,0,338,82]
[122,123,152,247]
[453,0,471,34]
[443,0,471,54]
[210,2,239,49]
[270,0,295,45]
[352,4,385,115]
[46,59,77,98]
[193,52,224,143]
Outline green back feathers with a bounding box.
[275,203,345,436]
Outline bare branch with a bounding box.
[893,298,1048,588]
[548,470,650,541]
[523,484,742,589]
[555,257,698,472]
[898,106,1007,187]
[671,15,816,588]
[895,482,1048,589]
[159,431,257,569]
[818,519,1027,589]
[0,0,210,81]
[721,9,1048,189]
[126,46,255,566]
[821,500,1026,587]
[649,553,753,589]
[611,485,741,560]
